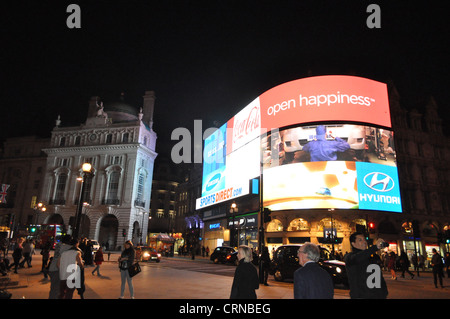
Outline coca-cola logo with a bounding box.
[233,105,260,142]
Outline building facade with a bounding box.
[39,91,157,249]
[0,136,50,237]
[263,83,450,260]
[193,82,450,264]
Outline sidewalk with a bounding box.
[1,251,300,299]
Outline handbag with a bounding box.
[128,262,141,277]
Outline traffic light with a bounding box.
[122,228,127,237]
[368,222,376,234]
[263,208,272,223]
[444,229,450,244]
[412,220,421,238]
[30,226,37,234]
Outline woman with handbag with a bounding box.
[118,240,135,299]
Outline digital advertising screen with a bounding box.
[197,75,402,213]
[262,124,401,212]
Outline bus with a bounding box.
[36,224,64,249]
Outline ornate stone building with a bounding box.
[39,91,157,249]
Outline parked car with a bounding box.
[135,246,161,262]
[210,246,235,264]
[271,244,348,287]
[90,240,100,252]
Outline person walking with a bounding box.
[230,245,259,299]
[399,250,414,279]
[19,239,34,268]
[57,237,84,299]
[445,252,450,278]
[345,232,388,299]
[48,235,72,299]
[118,240,135,299]
[388,251,397,280]
[260,246,271,286]
[431,248,444,288]
[294,243,334,299]
[8,238,23,274]
[40,241,51,273]
[92,246,104,276]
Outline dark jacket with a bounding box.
[345,245,388,299]
[293,262,334,299]
[119,247,135,270]
[230,259,259,299]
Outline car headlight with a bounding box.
[157,253,161,258]
[143,252,150,258]
[336,267,342,273]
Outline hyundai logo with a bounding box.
[363,172,394,192]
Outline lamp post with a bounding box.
[229,203,238,248]
[73,163,92,239]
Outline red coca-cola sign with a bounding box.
[227,98,261,153]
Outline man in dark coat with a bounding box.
[294,243,334,299]
[345,232,388,299]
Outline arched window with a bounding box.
[267,219,283,232]
[287,218,309,231]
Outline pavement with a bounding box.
[2,250,449,301]
[1,251,300,300]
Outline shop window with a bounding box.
[267,219,283,232]
[287,218,309,231]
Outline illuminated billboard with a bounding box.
[196,75,402,213]
[262,124,401,212]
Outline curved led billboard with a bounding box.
[262,124,401,212]
[196,75,402,213]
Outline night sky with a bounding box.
[2,1,449,158]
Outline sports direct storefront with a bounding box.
[196,75,401,251]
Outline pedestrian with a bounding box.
[48,235,72,299]
[43,257,52,280]
[92,246,104,276]
[8,238,23,274]
[19,239,34,268]
[399,250,414,279]
[206,246,209,257]
[40,241,51,273]
[260,246,271,286]
[388,251,397,280]
[230,245,259,299]
[445,252,450,278]
[431,248,444,289]
[57,237,84,299]
[83,239,93,266]
[418,254,425,272]
[118,240,135,299]
[344,232,388,299]
[411,253,420,277]
[294,243,334,299]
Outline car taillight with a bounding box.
[226,255,231,260]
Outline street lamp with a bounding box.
[73,162,92,239]
[33,201,46,229]
[229,203,238,248]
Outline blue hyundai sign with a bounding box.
[356,162,402,213]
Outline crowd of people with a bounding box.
[1,234,449,299]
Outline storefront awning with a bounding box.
[156,232,175,243]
